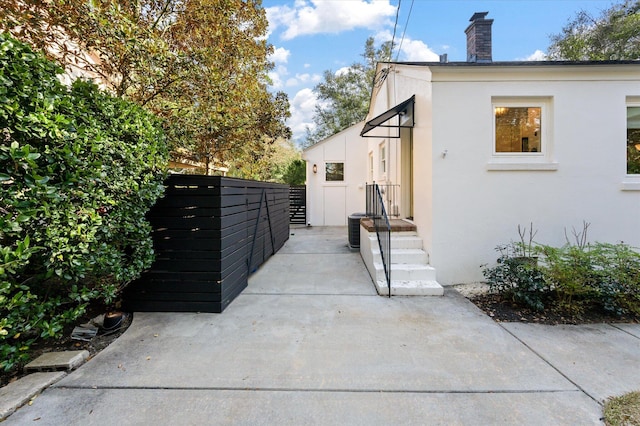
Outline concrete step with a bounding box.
[368,234,423,250]
[374,263,437,281]
[372,248,429,265]
[375,280,444,296]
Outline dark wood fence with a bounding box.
[124,175,289,313]
[289,185,306,224]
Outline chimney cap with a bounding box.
[469,11,489,21]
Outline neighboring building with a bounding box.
[303,123,368,226]
[360,12,640,286]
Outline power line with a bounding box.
[389,0,401,63]
[395,0,415,62]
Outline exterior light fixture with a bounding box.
[313,164,317,173]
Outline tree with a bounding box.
[304,37,392,146]
[0,0,291,173]
[281,159,306,186]
[227,137,301,183]
[548,0,640,60]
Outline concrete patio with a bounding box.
[3,226,640,425]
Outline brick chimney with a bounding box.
[465,12,493,63]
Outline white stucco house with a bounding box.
[359,12,640,290]
[302,123,368,226]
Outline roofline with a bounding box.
[302,121,365,153]
[382,60,640,67]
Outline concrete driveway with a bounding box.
[4,226,640,425]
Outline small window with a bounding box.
[495,106,542,153]
[380,144,386,173]
[488,97,556,171]
[325,162,344,181]
[627,106,640,175]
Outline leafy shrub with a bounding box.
[540,242,640,316]
[482,223,640,317]
[482,243,549,312]
[0,33,167,370]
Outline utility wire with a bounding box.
[389,0,401,63]
[395,0,415,62]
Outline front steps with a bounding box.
[360,226,444,296]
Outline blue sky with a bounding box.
[262,0,616,142]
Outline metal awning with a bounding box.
[360,95,415,138]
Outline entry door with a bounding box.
[323,186,346,226]
[400,128,413,219]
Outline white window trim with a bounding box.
[487,97,557,171]
[368,152,374,182]
[623,99,640,191]
[379,142,387,180]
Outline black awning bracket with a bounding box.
[360,95,415,138]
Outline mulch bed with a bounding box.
[469,292,640,325]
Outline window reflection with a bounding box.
[495,107,541,153]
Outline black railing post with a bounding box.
[366,183,392,297]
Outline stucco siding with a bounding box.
[428,70,640,284]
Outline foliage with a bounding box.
[603,391,640,426]
[540,242,640,316]
[304,37,393,147]
[281,159,306,186]
[629,128,640,174]
[226,137,302,183]
[482,243,549,312]
[0,0,291,172]
[0,34,167,370]
[482,223,640,317]
[548,0,640,60]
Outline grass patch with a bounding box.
[604,391,640,426]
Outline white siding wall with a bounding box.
[303,123,368,226]
[371,64,640,285]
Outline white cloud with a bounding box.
[285,72,322,88]
[288,88,319,142]
[268,64,289,89]
[269,47,291,64]
[335,66,351,77]
[374,30,439,62]
[398,38,439,62]
[267,0,396,40]
[521,49,547,61]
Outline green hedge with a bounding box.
[0,33,168,370]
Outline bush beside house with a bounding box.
[482,225,640,317]
[0,33,168,370]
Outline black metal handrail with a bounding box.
[366,183,391,297]
[376,184,400,217]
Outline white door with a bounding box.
[323,186,346,226]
